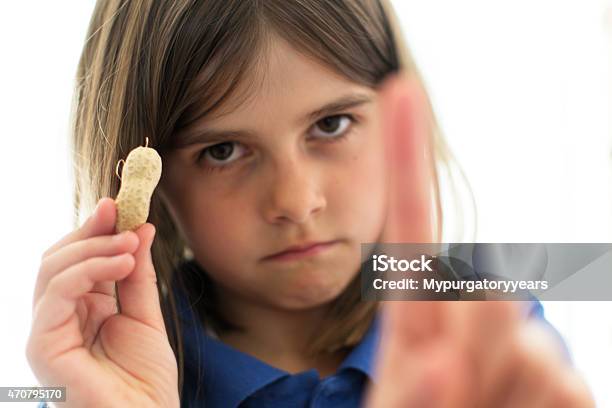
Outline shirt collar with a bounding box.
[337,310,382,382]
[172,263,382,406]
[173,280,288,407]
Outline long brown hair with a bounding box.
[71,0,474,399]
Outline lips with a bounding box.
[263,240,338,261]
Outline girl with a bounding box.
[27,1,594,407]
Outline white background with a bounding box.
[392,1,612,406]
[0,1,610,406]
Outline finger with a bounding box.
[382,300,445,348]
[378,73,435,244]
[41,197,117,258]
[376,300,492,408]
[34,231,140,307]
[407,345,471,408]
[35,198,119,310]
[447,301,522,394]
[369,311,471,408]
[116,223,166,334]
[32,254,135,334]
[366,345,469,408]
[373,302,446,402]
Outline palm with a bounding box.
[44,292,177,405]
[364,74,594,408]
[76,292,117,348]
[28,200,179,407]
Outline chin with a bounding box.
[274,269,356,310]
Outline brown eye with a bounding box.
[208,142,234,160]
[311,114,354,140]
[319,116,341,132]
[196,141,247,172]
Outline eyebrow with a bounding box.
[176,92,373,148]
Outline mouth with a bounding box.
[262,240,340,262]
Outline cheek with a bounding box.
[189,198,252,253]
[170,187,253,271]
[355,150,385,204]
[186,200,262,290]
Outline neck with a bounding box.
[213,285,348,377]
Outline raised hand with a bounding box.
[363,74,594,407]
[27,198,179,407]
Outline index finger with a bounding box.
[41,197,117,259]
[374,74,458,399]
[34,197,119,310]
[378,73,436,244]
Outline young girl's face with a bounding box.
[160,35,388,310]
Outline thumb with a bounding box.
[116,223,166,334]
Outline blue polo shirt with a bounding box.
[174,282,571,408]
[176,288,381,408]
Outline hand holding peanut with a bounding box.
[27,139,178,407]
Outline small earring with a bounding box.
[183,246,194,260]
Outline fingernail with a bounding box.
[92,200,102,218]
[93,199,102,215]
[113,230,131,241]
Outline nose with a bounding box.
[263,157,326,224]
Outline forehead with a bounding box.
[203,35,375,129]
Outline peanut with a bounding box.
[114,138,162,232]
